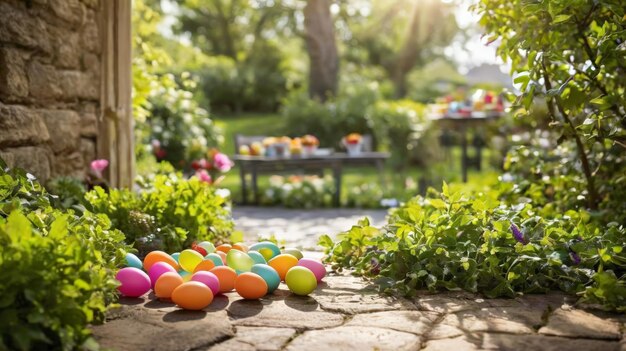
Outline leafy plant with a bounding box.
[321,183,626,312]
[262,175,335,208]
[473,0,626,210]
[0,161,130,350]
[86,172,234,253]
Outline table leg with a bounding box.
[332,164,342,207]
[376,159,386,190]
[240,165,248,205]
[476,145,482,172]
[461,129,468,183]
[251,165,259,205]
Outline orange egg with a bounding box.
[154,272,184,299]
[216,251,227,264]
[232,243,248,252]
[171,281,213,310]
[268,254,299,281]
[210,266,237,293]
[216,244,232,254]
[235,272,268,300]
[143,251,179,271]
[193,260,216,273]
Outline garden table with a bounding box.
[233,152,390,206]
[430,111,503,182]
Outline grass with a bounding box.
[213,112,502,205]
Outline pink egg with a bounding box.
[149,262,177,288]
[116,267,151,297]
[297,258,326,282]
[191,271,221,296]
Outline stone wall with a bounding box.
[0,0,101,182]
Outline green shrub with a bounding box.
[0,163,130,350]
[282,84,380,148]
[320,182,626,312]
[86,172,234,253]
[262,175,335,208]
[366,100,441,170]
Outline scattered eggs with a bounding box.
[148,261,177,288]
[297,258,326,282]
[226,249,254,272]
[125,253,143,269]
[179,249,204,272]
[282,248,303,260]
[193,259,216,273]
[205,253,224,267]
[248,250,267,265]
[210,266,237,293]
[191,271,220,296]
[215,244,232,253]
[143,251,178,271]
[251,264,280,293]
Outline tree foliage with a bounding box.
[473,0,626,210]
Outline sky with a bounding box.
[158,0,507,74]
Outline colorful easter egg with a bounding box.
[216,251,227,264]
[249,242,281,261]
[148,261,177,288]
[297,258,326,282]
[216,244,232,254]
[171,252,180,263]
[232,243,248,252]
[143,251,179,271]
[205,253,224,267]
[116,267,150,297]
[235,272,268,300]
[154,272,184,299]
[191,271,220,296]
[282,248,303,260]
[125,252,143,269]
[268,254,299,281]
[197,241,215,254]
[251,264,280,293]
[193,259,216,273]
[226,249,254,272]
[179,249,204,272]
[248,251,267,265]
[285,266,317,296]
[171,281,213,310]
[210,266,237,293]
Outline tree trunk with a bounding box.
[304,0,338,102]
[391,1,425,98]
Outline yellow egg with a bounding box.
[179,249,204,272]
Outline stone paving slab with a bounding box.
[92,271,626,351]
[232,206,387,249]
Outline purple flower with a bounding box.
[213,153,234,172]
[569,251,581,265]
[90,159,109,178]
[510,222,528,244]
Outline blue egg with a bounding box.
[171,252,180,263]
[125,253,143,269]
[205,253,224,266]
[249,241,281,260]
[248,250,267,265]
[251,264,280,293]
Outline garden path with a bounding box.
[232,206,388,250]
[92,208,626,350]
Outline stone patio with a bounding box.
[92,271,626,351]
[92,208,626,350]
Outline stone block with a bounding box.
[0,104,50,147]
[539,308,622,340]
[82,18,101,54]
[50,28,81,69]
[41,109,81,153]
[81,0,99,9]
[28,61,62,100]
[80,112,98,137]
[49,0,85,26]
[0,2,51,54]
[0,146,52,182]
[286,326,421,351]
[58,71,99,101]
[0,48,29,99]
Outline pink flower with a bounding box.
[90,159,109,178]
[213,153,234,172]
[195,169,212,183]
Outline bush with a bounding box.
[0,162,130,350]
[86,172,234,253]
[367,100,441,169]
[262,175,335,208]
[282,84,380,148]
[320,182,626,311]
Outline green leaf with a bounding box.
[5,211,32,242]
[553,14,571,23]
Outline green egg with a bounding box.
[285,266,317,296]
